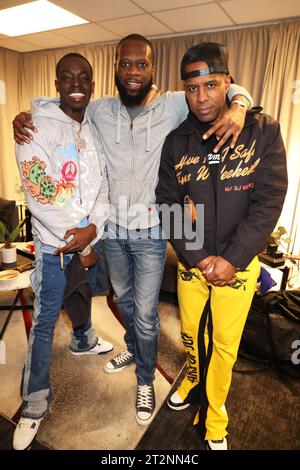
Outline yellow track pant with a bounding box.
[177,256,260,441]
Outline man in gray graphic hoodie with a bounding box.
[13,54,112,451]
[13,35,253,427]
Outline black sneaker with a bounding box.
[136,383,155,426]
[104,350,134,373]
[167,390,191,411]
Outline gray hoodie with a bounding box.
[88,86,252,229]
[15,98,109,248]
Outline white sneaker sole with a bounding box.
[104,362,133,374]
[206,438,228,450]
[167,400,191,411]
[13,442,33,451]
[136,413,155,426]
[70,345,113,356]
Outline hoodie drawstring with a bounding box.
[116,100,121,144]
[146,109,153,152]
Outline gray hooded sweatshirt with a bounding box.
[88,86,252,229]
[15,97,109,248]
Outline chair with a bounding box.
[0,197,18,235]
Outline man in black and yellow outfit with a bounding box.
[156,42,288,450]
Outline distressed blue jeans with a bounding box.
[21,239,99,419]
[103,222,166,385]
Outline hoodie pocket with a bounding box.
[109,178,130,208]
[129,180,156,207]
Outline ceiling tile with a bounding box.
[100,14,173,37]
[153,4,234,32]
[0,0,29,8]
[18,31,80,49]
[133,0,212,13]
[56,23,120,43]
[0,37,38,52]
[1,0,298,52]
[220,0,300,24]
[51,0,144,22]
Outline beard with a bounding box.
[115,73,153,107]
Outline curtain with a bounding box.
[0,47,20,200]
[1,20,300,252]
[260,23,300,253]
[17,43,117,110]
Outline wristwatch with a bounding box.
[79,245,92,257]
[231,99,248,109]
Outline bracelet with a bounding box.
[79,245,92,257]
[231,99,248,109]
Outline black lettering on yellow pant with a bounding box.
[177,257,260,441]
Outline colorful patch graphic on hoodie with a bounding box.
[59,143,78,159]
[61,161,77,182]
[21,156,75,206]
[55,178,75,207]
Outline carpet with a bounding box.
[1,294,299,451]
[137,299,300,451]
[138,359,300,450]
[0,294,183,450]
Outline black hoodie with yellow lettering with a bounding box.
[156,108,288,270]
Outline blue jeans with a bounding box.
[21,239,99,419]
[92,240,111,296]
[103,222,166,385]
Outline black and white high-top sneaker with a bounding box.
[136,383,156,426]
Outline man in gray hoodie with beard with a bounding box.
[13,35,253,428]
